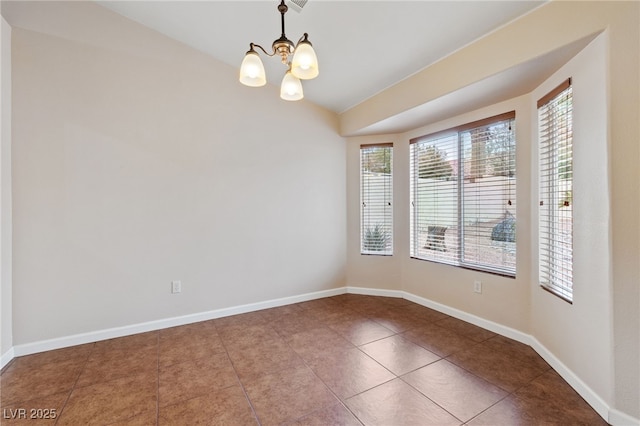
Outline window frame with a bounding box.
[360,143,393,256]
[409,111,517,277]
[537,78,573,303]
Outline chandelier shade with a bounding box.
[291,36,318,80]
[239,49,266,87]
[280,70,304,101]
[239,0,318,101]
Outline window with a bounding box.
[538,78,573,302]
[360,144,393,255]
[410,112,516,276]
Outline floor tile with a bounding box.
[338,295,392,316]
[376,296,414,308]
[243,366,338,426]
[402,303,450,323]
[0,392,68,425]
[513,370,607,425]
[259,304,305,323]
[56,372,157,425]
[328,317,396,346]
[296,297,345,315]
[402,359,507,422]
[159,352,238,407]
[360,334,441,376]
[466,394,552,426]
[93,332,158,353]
[306,347,395,399]
[159,385,257,425]
[321,308,370,327]
[467,378,607,426]
[482,335,550,371]
[447,339,549,392]
[76,344,158,388]
[270,310,323,338]
[5,345,93,370]
[217,324,282,351]
[285,326,355,362]
[345,378,460,426]
[367,308,424,333]
[435,317,496,342]
[288,403,361,426]
[214,311,268,330]
[1,294,603,426]
[227,338,305,380]
[401,321,477,357]
[158,335,225,367]
[1,357,85,405]
[159,321,223,350]
[107,410,157,426]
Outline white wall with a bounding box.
[0,15,12,364]
[10,2,346,345]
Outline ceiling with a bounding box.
[94,0,546,114]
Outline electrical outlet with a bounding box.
[473,280,482,294]
[171,280,182,294]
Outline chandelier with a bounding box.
[238,0,319,101]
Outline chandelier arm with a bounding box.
[250,43,278,58]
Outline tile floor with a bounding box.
[0,294,607,425]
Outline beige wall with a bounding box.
[344,1,638,420]
[530,32,613,408]
[1,16,12,361]
[346,133,402,291]
[10,3,346,345]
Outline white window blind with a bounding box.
[538,78,573,302]
[410,134,459,265]
[361,144,393,255]
[410,112,516,276]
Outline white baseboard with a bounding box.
[345,286,403,298]
[1,346,14,370]
[528,336,610,421]
[402,291,531,345]
[3,285,638,425]
[11,287,346,358]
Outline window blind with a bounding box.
[460,118,516,274]
[410,112,516,276]
[410,134,459,264]
[538,79,573,302]
[361,144,393,255]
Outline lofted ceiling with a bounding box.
[3,1,594,135]
[93,0,546,114]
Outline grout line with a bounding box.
[53,342,96,425]
[212,319,263,426]
[274,301,368,425]
[155,331,159,426]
